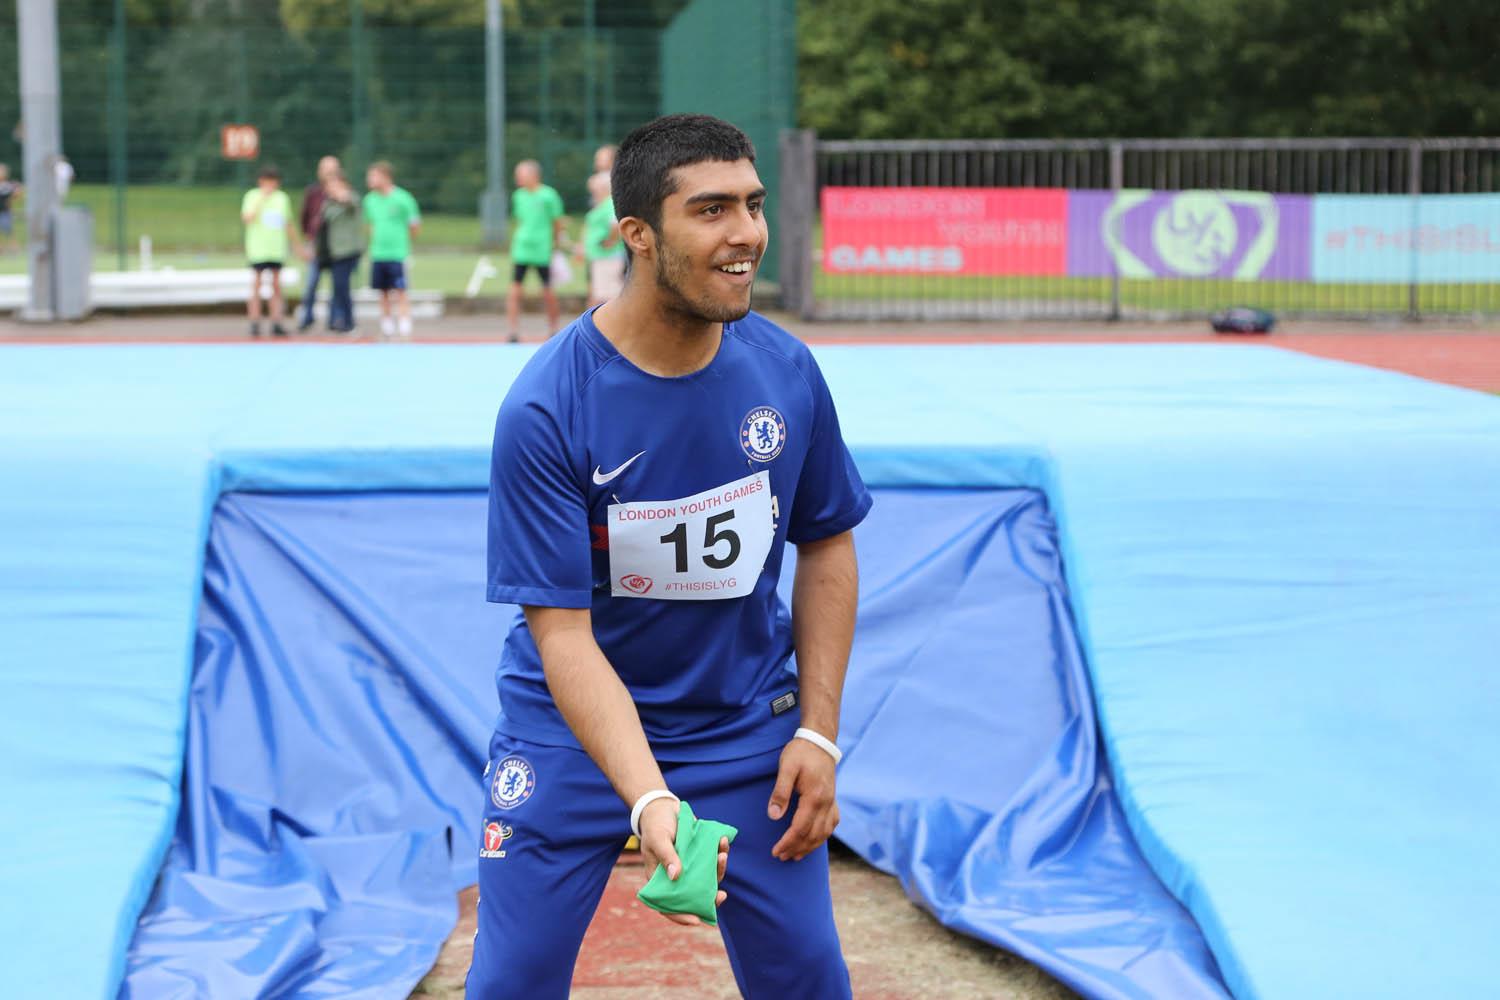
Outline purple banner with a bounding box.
[1068,190,1312,280]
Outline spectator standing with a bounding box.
[591,143,617,187]
[505,159,564,341]
[319,169,365,334]
[240,165,302,338]
[297,155,341,331]
[579,171,624,308]
[362,160,421,339]
[0,164,22,253]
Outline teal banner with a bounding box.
[1312,194,1500,283]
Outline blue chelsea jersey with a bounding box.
[486,308,872,760]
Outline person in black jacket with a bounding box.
[296,155,340,332]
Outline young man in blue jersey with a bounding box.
[471,114,870,999]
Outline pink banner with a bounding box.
[822,187,1069,276]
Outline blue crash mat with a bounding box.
[2,341,1497,999]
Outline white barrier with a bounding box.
[0,267,445,318]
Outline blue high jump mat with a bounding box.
[1,340,1497,999]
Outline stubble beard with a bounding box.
[653,235,752,325]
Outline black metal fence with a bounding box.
[779,133,1500,321]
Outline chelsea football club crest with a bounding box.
[740,406,786,462]
[490,755,536,810]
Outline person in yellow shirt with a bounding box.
[240,166,304,338]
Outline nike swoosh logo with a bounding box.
[592,450,646,486]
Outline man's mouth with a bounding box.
[716,260,755,275]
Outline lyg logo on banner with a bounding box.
[821,187,1069,276]
[1066,189,1313,281]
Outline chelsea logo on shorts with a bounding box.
[490,755,536,810]
[740,406,786,462]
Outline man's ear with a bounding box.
[618,216,654,260]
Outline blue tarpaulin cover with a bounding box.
[3,343,1498,999]
[122,487,1224,999]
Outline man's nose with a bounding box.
[725,205,762,248]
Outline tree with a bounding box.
[1218,0,1500,136]
[797,0,1500,139]
[798,0,1203,139]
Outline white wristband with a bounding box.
[794,727,843,764]
[630,789,679,838]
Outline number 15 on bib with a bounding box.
[607,471,774,600]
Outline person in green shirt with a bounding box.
[577,171,624,308]
[240,166,304,338]
[505,159,565,342]
[362,160,422,339]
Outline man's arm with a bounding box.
[767,529,858,861]
[525,605,666,805]
[407,193,422,239]
[299,189,317,237]
[241,191,265,224]
[525,605,727,922]
[286,216,305,259]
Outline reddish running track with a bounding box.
[6,315,1496,394]
[1264,333,1500,394]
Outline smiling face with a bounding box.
[647,158,767,324]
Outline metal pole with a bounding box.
[481,0,507,246]
[583,0,596,152]
[350,0,370,170]
[1408,141,1421,321]
[1109,141,1123,321]
[233,0,249,192]
[539,31,552,181]
[778,128,816,320]
[18,0,61,321]
[602,39,614,142]
[762,0,793,283]
[109,0,127,271]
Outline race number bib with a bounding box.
[262,209,286,229]
[608,471,773,600]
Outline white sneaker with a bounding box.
[380,317,396,338]
[397,317,413,339]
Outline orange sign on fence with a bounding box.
[220,124,260,161]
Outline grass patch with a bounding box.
[0,183,587,296]
[812,272,1500,314]
[10,185,1498,312]
[34,184,492,253]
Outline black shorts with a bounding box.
[513,263,552,287]
[249,261,283,272]
[371,260,407,291]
